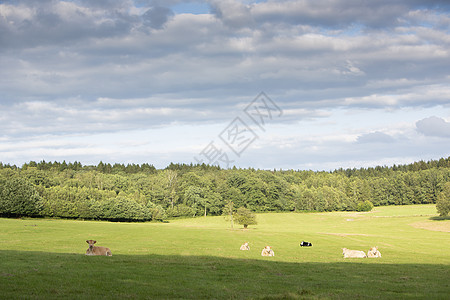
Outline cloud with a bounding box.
[416,116,450,138]
[210,0,253,28]
[357,131,395,144]
[0,1,134,49]
[142,6,174,29]
[0,0,450,169]
[343,85,450,108]
[211,0,450,30]
[251,1,404,28]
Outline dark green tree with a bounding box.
[436,182,450,216]
[184,186,204,217]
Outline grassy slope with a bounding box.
[0,204,448,299]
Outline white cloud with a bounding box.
[357,131,395,144]
[1,0,450,169]
[416,116,450,138]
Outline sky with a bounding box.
[0,0,450,171]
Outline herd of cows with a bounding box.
[239,241,381,258]
[84,239,381,259]
[342,246,382,258]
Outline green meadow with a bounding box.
[0,205,448,299]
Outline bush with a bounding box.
[436,182,450,216]
[100,196,151,221]
[166,204,196,218]
[147,202,167,221]
[0,177,43,217]
[356,200,374,212]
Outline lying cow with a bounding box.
[342,248,366,258]
[300,241,312,247]
[261,246,275,256]
[367,246,382,258]
[85,240,112,256]
[240,242,250,250]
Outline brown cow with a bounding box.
[85,240,112,256]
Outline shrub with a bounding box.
[100,196,151,221]
[147,202,167,221]
[436,182,450,216]
[166,204,195,218]
[356,200,374,212]
[0,177,43,217]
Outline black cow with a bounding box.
[300,241,312,247]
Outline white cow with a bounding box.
[261,246,275,256]
[367,246,382,258]
[240,242,250,250]
[342,248,366,258]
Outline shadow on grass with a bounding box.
[429,216,450,221]
[0,250,449,299]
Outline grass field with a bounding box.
[0,204,449,299]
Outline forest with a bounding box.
[1,157,450,221]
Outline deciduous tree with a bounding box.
[234,207,257,229]
[436,182,450,216]
[0,177,42,217]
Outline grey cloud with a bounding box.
[136,0,187,7]
[142,6,174,29]
[210,0,450,30]
[253,1,404,28]
[210,0,253,29]
[4,0,132,11]
[416,116,450,138]
[0,1,136,49]
[357,131,395,144]
[78,0,132,10]
[0,96,238,138]
[1,1,449,141]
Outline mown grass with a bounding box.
[0,204,449,299]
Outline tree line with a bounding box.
[1,157,450,221]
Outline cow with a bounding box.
[367,246,382,258]
[261,246,275,256]
[300,241,312,247]
[342,248,366,258]
[240,242,250,250]
[85,240,112,256]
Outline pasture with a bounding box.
[0,205,449,299]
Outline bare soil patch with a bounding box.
[319,232,370,237]
[410,221,450,233]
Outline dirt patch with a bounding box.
[319,232,370,237]
[345,212,371,218]
[374,214,435,218]
[410,221,450,233]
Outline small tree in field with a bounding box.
[234,207,257,229]
[223,200,234,229]
[436,182,450,216]
[356,200,374,212]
